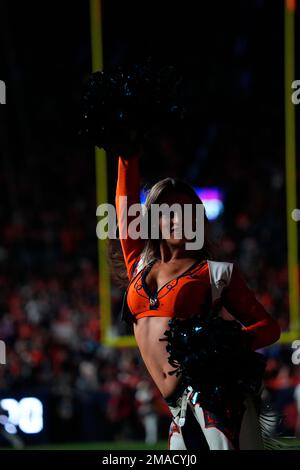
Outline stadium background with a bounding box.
[0,0,299,449]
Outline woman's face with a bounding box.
[157,191,197,247]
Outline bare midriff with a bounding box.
[133,316,182,399]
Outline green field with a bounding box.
[1,438,300,451]
[0,441,168,451]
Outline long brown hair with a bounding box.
[109,177,219,287]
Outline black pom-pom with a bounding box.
[79,59,186,158]
[162,312,267,413]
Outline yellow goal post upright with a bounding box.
[280,0,300,344]
[90,0,136,347]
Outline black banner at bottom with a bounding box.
[0,450,299,467]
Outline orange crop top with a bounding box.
[116,154,281,351]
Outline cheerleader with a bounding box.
[80,63,281,450]
[114,149,281,450]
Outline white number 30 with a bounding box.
[1,397,43,434]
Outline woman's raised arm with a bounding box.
[115,152,145,279]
